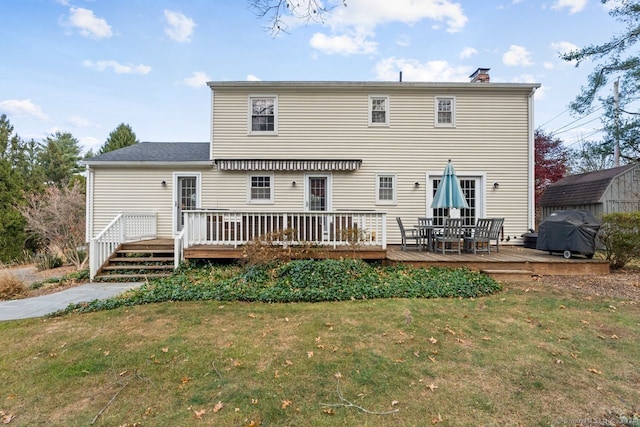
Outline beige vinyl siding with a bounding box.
[91,167,200,238]
[210,84,534,243]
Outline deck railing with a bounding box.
[89,212,157,280]
[182,210,387,250]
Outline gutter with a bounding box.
[528,86,538,230]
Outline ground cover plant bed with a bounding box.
[1,262,639,426]
[57,260,502,314]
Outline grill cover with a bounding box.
[536,210,601,255]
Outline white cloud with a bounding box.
[395,35,410,47]
[67,115,93,128]
[502,45,533,66]
[0,99,49,121]
[551,0,588,14]
[164,10,196,43]
[83,60,152,74]
[459,47,478,59]
[183,71,211,88]
[374,57,470,82]
[246,74,261,81]
[550,41,579,57]
[67,7,112,39]
[326,0,468,33]
[310,31,378,55]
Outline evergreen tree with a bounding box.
[0,114,28,261]
[37,131,83,187]
[561,0,640,161]
[98,123,139,154]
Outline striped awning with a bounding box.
[215,159,362,171]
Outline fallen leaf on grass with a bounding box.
[285,360,293,366]
[307,351,314,358]
[323,408,335,415]
[281,400,292,409]
[429,337,438,344]
[248,313,256,318]
[162,347,169,353]
[1,411,16,424]
[194,409,206,419]
[213,401,224,413]
[432,413,443,424]
[427,383,438,392]
[588,368,602,375]
[391,400,400,406]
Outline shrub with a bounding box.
[56,260,502,315]
[35,253,63,271]
[599,212,640,269]
[0,272,26,300]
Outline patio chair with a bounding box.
[417,217,434,251]
[488,218,505,252]
[463,218,492,254]
[434,218,464,254]
[396,217,422,251]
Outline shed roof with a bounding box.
[83,142,210,165]
[539,163,638,207]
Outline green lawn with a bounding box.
[1,278,638,426]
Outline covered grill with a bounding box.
[536,210,601,259]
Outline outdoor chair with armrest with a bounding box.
[396,217,422,251]
[488,218,505,252]
[434,218,464,254]
[463,218,492,254]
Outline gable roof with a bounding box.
[539,163,638,207]
[83,142,211,165]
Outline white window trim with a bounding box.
[434,96,456,128]
[247,173,275,204]
[248,94,278,135]
[369,95,389,126]
[375,173,397,205]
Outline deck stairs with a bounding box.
[95,240,175,282]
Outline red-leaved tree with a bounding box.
[535,129,569,207]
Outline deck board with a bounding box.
[180,243,609,278]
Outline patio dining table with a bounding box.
[414,223,475,252]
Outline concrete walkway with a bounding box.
[0,282,143,321]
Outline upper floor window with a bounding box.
[369,95,389,126]
[249,175,274,203]
[249,96,277,134]
[435,96,455,127]
[376,174,396,205]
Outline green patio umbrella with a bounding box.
[430,160,469,210]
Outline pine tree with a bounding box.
[98,123,139,154]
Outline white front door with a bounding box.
[175,174,200,233]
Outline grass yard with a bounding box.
[1,276,639,426]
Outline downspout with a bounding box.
[527,87,537,231]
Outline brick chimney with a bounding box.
[469,67,490,83]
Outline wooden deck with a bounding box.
[180,242,609,281]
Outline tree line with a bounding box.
[0,115,138,265]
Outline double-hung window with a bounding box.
[249,175,274,203]
[376,174,396,205]
[435,96,455,127]
[249,96,277,134]
[369,95,389,126]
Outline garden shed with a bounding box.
[539,163,640,222]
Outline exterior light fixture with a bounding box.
[292,181,296,187]
[493,182,499,189]
[414,182,420,188]
[161,180,167,187]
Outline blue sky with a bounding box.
[0,0,623,154]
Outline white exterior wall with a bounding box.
[90,166,204,238]
[88,82,537,245]
[208,83,536,244]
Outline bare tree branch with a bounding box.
[249,0,347,36]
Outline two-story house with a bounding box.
[85,69,540,278]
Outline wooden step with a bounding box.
[481,269,535,283]
[96,273,172,281]
[102,264,174,271]
[110,256,175,263]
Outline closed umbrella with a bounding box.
[430,159,469,210]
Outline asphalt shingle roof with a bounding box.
[84,142,210,163]
[539,163,638,207]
